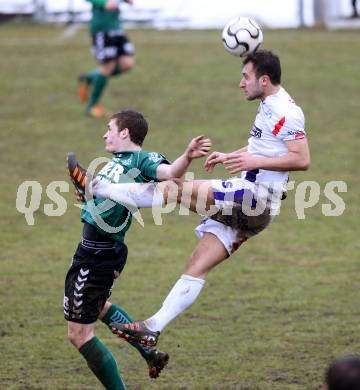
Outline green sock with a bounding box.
[87,72,108,109]
[102,304,151,359]
[84,69,101,84]
[79,336,126,390]
[111,65,122,77]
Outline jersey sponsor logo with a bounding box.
[286,130,306,138]
[272,116,286,136]
[148,152,162,163]
[98,162,125,183]
[250,125,263,138]
[120,157,132,166]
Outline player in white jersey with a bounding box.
[91,50,311,347]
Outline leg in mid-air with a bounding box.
[108,178,273,347]
[92,178,218,216]
[111,232,229,347]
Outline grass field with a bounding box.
[1,22,360,390]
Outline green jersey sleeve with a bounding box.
[86,0,107,7]
[136,151,170,182]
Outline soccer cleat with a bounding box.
[111,321,160,348]
[66,153,92,201]
[87,104,107,119]
[146,349,169,379]
[78,75,89,104]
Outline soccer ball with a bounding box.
[222,17,263,57]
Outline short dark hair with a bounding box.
[326,355,360,390]
[111,110,148,146]
[243,50,281,85]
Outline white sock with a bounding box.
[144,274,205,332]
[92,181,165,208]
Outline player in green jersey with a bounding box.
[78,0,135,118]
[65,109,211,389]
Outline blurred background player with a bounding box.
[323,355,360,390]
[65,110,211,388]
[91,50,311,348]
[351,0,358,18]
[78,0,135,118]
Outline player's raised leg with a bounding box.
[111,232,229,347]
[92,178,218,216]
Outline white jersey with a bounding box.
[243,87,306,192]
[198,89,306,254]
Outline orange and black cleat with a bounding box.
[87,104,108,119]
[146,349,169,379]
[66,153,92,202]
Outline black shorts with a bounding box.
[64,241,127,324]
[91,30,134,63]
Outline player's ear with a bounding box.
[260,75,269,86]
[120,127,129,138]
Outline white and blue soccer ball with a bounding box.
[222,17,263,57]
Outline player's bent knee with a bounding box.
[67,328,81,348]
[120,57,135,72]
[67,324,93,350]
[101,63,117,77]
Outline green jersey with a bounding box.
[81,150,169,243]
[86,0,125,34]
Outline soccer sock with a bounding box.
[87,72,108,109]
[145,274,205,332]
[101,304,151,359]
[84,68,101,84]
[93,181,165,208]
[79,336,126,390]
[111,64,122,77]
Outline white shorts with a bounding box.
[195,178,274,255]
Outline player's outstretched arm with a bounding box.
[223,138,310,174]
[156,135,212,181]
